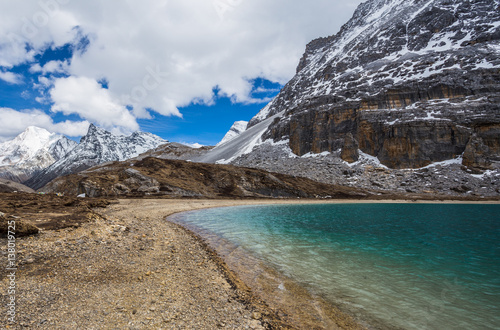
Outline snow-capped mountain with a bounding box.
[0,126,77,182]
[207,0,500,171]
[195,0,500,197]
[215,121,248,147]
[26,124,167,190]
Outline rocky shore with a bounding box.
[1,196,365,329]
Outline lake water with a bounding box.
[170,203,500,329]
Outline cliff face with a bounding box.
[250,0,500,170]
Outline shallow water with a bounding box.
[171,203,500,329]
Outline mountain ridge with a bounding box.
[24,124,167,190]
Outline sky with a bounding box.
[0,0,362,145]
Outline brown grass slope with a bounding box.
[0,192,110,237]
[42,157,373,199]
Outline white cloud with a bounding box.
[0,71,23,84]
[58,1,360,113]
[30,60,69,74]
[0,0,363,133]
[50,76,139,132]
[0,0,79,68]
[0,107,89,142]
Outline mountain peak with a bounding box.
[24,126,49,133]
[0,126,77,181]
[216,121,248,147]
[17,126,52,142]
[86,123,107,135]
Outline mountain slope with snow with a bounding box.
[0,127,77,182]
[196,113,282,164]
[201,0,500,197]
[215,121,248,147]
[26,124,167,190]
[239,0,500,170]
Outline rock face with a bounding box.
[247,0,500,169]
[341,133,359,163]
[25,124,167,190]
[462,130,500,172]
[0,126,77,182]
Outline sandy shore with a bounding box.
[2,198,497,329]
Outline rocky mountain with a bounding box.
[259,0,500,168]
[132,142,213,162]
[25,124,167,190]
[0,126,77,182]
[197,0,500,197]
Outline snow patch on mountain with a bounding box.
[0,126,76,167]
[216,121,248,147]
[196,112,283,164]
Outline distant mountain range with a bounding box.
[0,125,167,190]
[1,0,498,198]
[25,124,167,190]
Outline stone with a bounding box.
[462,134,492,172]
[340,133,359,163]
[251,312,261,320]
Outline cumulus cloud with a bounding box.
[0,0,79,68]
[50,76,139,132]
[0,0,362,134]
[30,60,69,75]
[67,0,360,116]
[0,107,89,141]
[0,71,23,84]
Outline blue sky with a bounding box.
[0,0,361,145]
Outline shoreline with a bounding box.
[168,208,366,329]
[168,199,500,329]
[2,197,498,328]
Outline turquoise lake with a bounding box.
[171,203,500,329]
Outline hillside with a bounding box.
[42,157,374,199]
